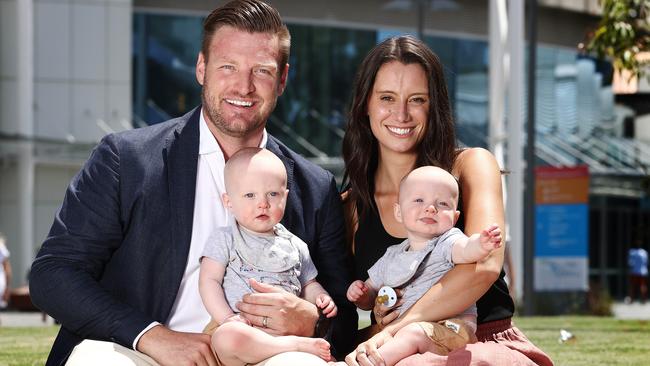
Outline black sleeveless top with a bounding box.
[353,199,515,324]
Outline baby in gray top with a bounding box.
[343,166,502,366]
[199,148,337,365]
[202,221,318,313]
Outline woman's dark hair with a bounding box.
[201,0,290,72]
[342,35,457,215]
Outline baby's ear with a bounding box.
[221,193,232,210]
[393,202,403,223]
[453,210,460,224]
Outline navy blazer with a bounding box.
[30,107,357,365]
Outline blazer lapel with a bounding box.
[164,108,200,314]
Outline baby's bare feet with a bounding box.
[293,336,331,361]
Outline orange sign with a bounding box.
[535,166,589,204]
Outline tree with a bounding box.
[585,0,650,80]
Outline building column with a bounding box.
[17,144,35,287]
[490,0,525,301]
[17,0,35,287]
[489,0,507,166]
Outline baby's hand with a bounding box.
[346,280,368,303]
[316,293,338,318]
[480,224,503,251]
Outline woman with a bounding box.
[341,35,553,365]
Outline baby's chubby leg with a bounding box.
[376,322,440,366]
[212,321,331,366]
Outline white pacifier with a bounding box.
[376,286,398,308]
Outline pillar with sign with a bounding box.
[534,166,590,292]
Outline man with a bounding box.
[29,1,356,365]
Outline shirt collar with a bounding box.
[198,108,268,155]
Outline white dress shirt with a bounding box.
[133,109,267,348]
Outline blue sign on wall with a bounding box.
[534,203,589,291]
[535,204,588,257]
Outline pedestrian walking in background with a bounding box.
[0,232,13,319]
[626,240,648,304]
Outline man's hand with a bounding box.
[237,278,318,336]
[316,293,337,318]
[136,325,217,366]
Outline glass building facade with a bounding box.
[132,12,630,170]
[132,13,500,160]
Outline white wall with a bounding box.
[0,0,19,135]
[0,0,132,288]
[33,0,132,142]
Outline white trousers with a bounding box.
[66,340,159,366]
[65,340,328,366]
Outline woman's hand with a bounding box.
[344,330,394,366]
[372,288,403,329]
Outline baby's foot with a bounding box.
[293,336,331,361]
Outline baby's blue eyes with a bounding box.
[412,199,451,208]
[242,192,280,198]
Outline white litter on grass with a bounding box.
[559,329,575,343]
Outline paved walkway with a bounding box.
[611,301,650,320]
[0,311,56,327]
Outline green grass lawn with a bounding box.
[515,316,650,366]
[0,316,648,365]
[0,326,58,366]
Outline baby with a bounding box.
[344,166,502,366]
[199,147,337,366]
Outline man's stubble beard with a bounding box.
[201,87,277,138]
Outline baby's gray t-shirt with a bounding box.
[368,227,477,317]
[201,222,318,312]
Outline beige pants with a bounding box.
[66,340,158,366]
[66,340,326,366]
